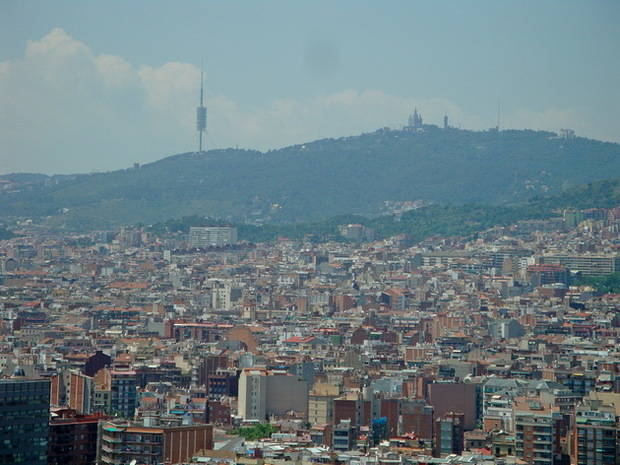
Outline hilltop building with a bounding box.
[407,108,423,129]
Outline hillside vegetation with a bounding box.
[152,176,620,243]
[1,126,620,229]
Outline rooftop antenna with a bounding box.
[196,63,207,153]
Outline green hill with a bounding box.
[1,126,620,229]
[153,177,620,243]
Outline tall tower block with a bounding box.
[196,68,207,152]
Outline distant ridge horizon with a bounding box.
[2,124,615,178]
[1,125,619,230]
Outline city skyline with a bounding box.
[2,4,620,465]
[1,1,619,174]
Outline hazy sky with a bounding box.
[1,1,618,174]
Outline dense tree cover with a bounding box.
[150,176,620,243]
[231,423,278,440]
[529,178,620,210]
[573,273,620,294]
[1,127,620,229]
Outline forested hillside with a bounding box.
[1,126,619,229]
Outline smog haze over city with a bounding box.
[1,3,620,465]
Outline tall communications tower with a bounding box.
[196,67,207,152]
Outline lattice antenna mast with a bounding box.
[196,65,207,152]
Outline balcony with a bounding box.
[101,434,123,444]
[533,447,552,453]
[100,454,123,465]
[101,444,116,454]
[124,438,162,445]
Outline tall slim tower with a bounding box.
[196,68,207,152]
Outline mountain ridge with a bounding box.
[1,126,620,229]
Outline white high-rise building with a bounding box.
[188,226,237,248]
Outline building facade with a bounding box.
[514,398,563,465]
[48,409,109,465]
[97,420,213,465]
[238,368,309,421]
[0,377,50,465]
[539,254,620,277]
[574,394,620,465]
[110,370,137,418]
[189,227,238,248]
[434,412,465,457]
